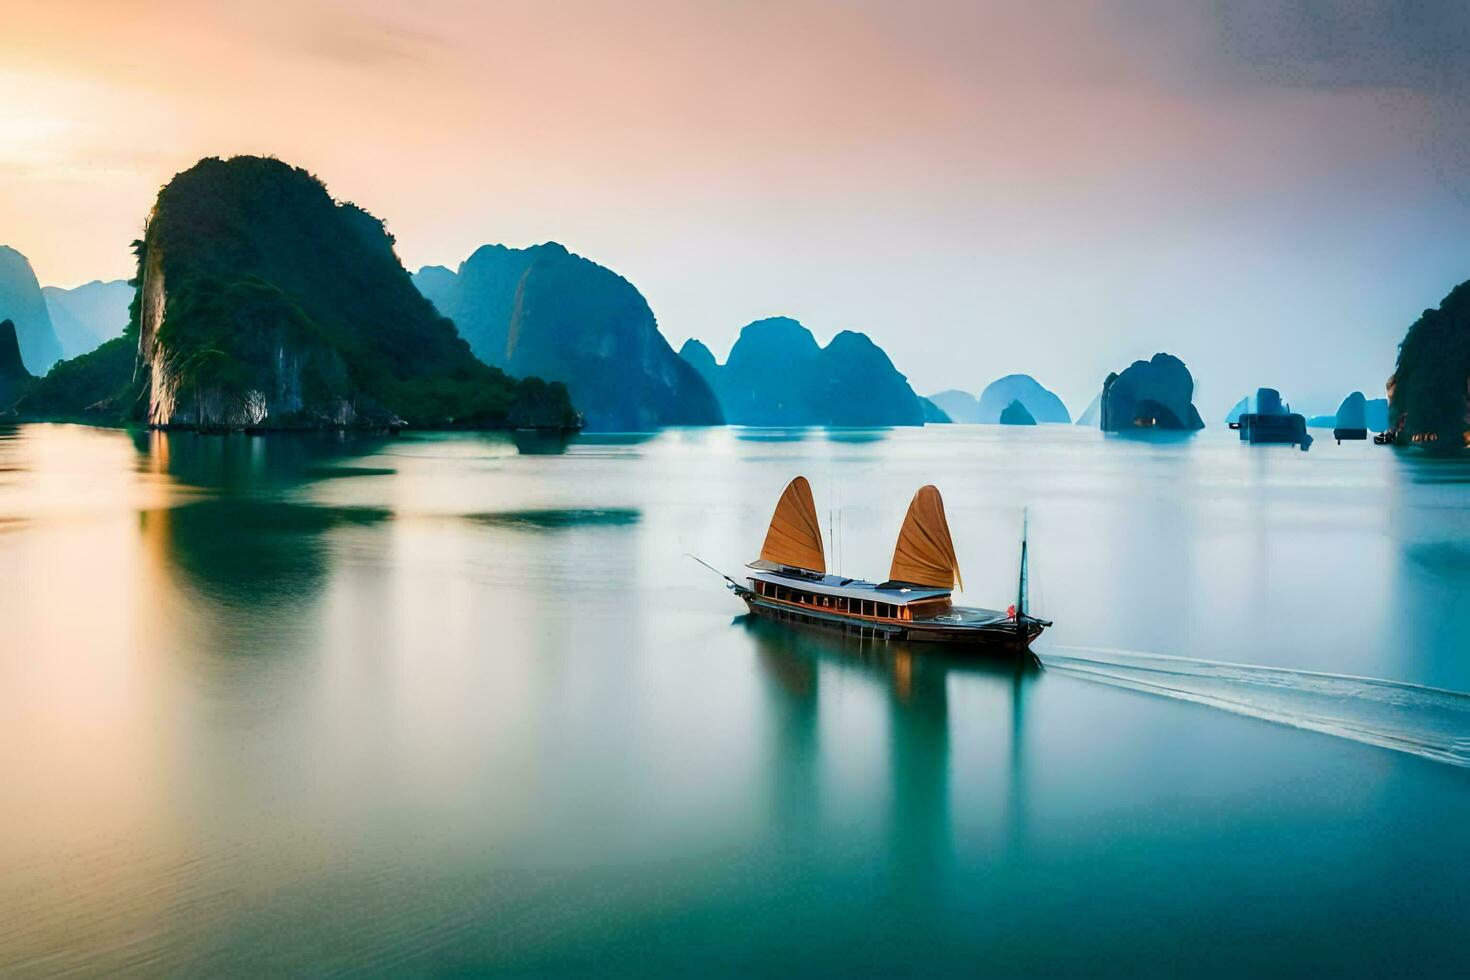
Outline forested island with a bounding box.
[1388,280,1470,449]
[17,156,578,431]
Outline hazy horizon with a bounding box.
[7,0,1470,416]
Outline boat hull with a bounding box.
[737,590,1043,651]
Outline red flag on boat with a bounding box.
[1007,604,1016,620]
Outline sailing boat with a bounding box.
[728,477,1050,649]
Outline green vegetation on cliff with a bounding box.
[26,156,577,430]
[16,335,135,421]
[1390,280,1470,448]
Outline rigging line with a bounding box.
[683,553,739,589]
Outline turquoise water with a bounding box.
[1,422,1467,975]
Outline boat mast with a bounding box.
[1016,508,1029,638]
[828,506,835,576]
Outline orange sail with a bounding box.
[759,476,826,574]
[888,485,963,590]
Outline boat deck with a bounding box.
[910,605,1011,627]
[745,567,951,606]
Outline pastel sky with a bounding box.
[5,0,1470,415]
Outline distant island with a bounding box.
[1388,280,1469,449]
[678,317,928,426]
[1305,392,1389,432]
[1076,392,1102,427]
[926,375,1070,424]
[0,245,63,375]
[979,375,1069,423]
[998,399,1036,425]
[20,155,578,431]
[415,243,720,431]
[42,279,131,361]
[925,389,981,423]
[1098,353,1205,431]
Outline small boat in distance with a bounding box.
[723,477,1050,650]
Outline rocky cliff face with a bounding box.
[415,243,721,430]
[1389,280,1470,447]
[124,156,575,431]
[0,320,35,410]
[42,279,132,360]
[1099,353,1205,431]
[0,246,63,374]
[682,317,928,426]
[977,374,1070,423]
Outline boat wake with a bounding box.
[1040,646,1470,768]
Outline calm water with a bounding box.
[2,422,1468,976]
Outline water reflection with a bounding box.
[823,428,893,444]
[130,429,393,490]
[733,427,816,443]
[741,614,1039,876]
[462,508,641,531]
[570,432,660,450]
[125,432,396,611]
[513,430,573,455]
[141,502,391,608]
